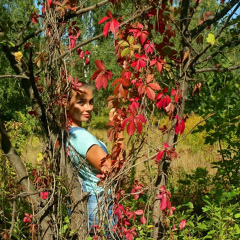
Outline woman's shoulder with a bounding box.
[69,127,92,136]
[69,127,97,143]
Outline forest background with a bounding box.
[0,0,240,239]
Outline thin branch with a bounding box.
[186,78,206,82]
[0,74,29,79]
[28,47,49,136]
[165,12,198,55]
[185,0,201,31]
[197,39,240,64]
[180,0,190,34]
[190,2,240,69]
[15,27,44,48]
[9,200,16,239]
[190,0,239,38]
[65,0,110,20]
[10,189,53,200]
[194,64,240,73]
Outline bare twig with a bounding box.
[194,64,240,73]
[15,27,44,48]
[0,74,29,79]
[197,39,240,64]
[190,0,240,38]
[65,0,110,20]
[9,200,16,238]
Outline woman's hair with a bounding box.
[69,81,94,98]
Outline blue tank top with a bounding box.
[67,127,108,194]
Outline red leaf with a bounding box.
[30,11,39,25]
[171,89,176,95]
[95,72,108,90]
[140,216,147,224]
[39,191,49,200]
[179,219,187,230]
[156,61,163,73]
[85,57,89,65]
[127,120,135,136]
[28,110,37,117]
[174,94,179,103]
[109,19,120,34]
[98,16,111,24]
[146,87,156,100]
[156,150,164,163]
[136,114,146,123]
[121,118,129,130]
[164,142,170,149]
[148,83,161,90]
[91,69,102,80]
[106,10,113,18]
[136,120,143,134]
[127,211,134,219]
[180,119,185,135]
[95,60,105,70]
[103,21,110,37]
[140,32,147,45]
[24,42,31,50]
[160,193,167,210]
[163,87,168,94]
[77,48,84,58]
[135,209,143,215]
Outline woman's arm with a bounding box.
[86,145,111,171]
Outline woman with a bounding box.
[66,82,118,236]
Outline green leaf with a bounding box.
[234,213,240,218]
[8,41,15,47]
[206,33,215,46]
[234,224,240,234]
[198,223,207,230]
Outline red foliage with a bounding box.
[131,180,145,200]
[30,11,39,25]
[129,22,149,45]
[121,106,146,136]
[98,10,120,37]
[23,213,33,224]
[91,60,112,90]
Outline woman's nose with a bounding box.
[86,103,93,111]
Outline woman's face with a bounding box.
[68,88,94,127]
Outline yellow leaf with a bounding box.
[206,33,215,46]
[121,47,129,57]
[127,36,135,45]
[118,40,129,47]
[14,51,23,62]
